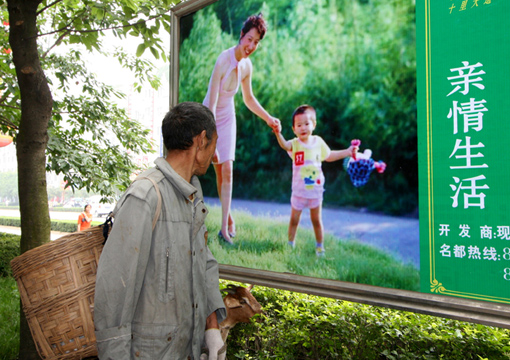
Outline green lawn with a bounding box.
[205,206,419,291]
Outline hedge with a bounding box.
[227,283,510,359]
[0,206,87,213]
[0,234,20,277]
[0,216,102,233]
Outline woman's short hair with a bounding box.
[162,102,216,151]
[241,13,267,40]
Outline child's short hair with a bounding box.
[292,104,316,127]
[241,13,267,40]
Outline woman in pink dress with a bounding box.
[203,14,279,244]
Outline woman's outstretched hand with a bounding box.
[266,116,280,129]
[272,122,282,134]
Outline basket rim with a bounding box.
[10,225,106,278]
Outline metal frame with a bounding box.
[169,0,510,330]
[220,264,510,329]
[169,0,220,107]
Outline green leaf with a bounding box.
[136,43,146,57]
[149,46,159,60]
[69,35,81,44]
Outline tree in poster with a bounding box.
[2,0,173,357]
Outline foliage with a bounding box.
[179,0,417,215]
[206,207,419,291]
[226,282,510,359]
[0,0,173,200]
[0,276,19,360]
[0,233,19,277]
[44,48,157,198]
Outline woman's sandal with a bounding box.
[218,230,234,245]
[228,224,236,238]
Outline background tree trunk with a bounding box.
[8,0,53,358]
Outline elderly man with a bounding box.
[94,102,226,359]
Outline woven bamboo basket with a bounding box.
[10,224,110,360]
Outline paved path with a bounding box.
[0,200,420,268]
[205,197,420,268]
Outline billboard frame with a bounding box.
[169,0,510,329]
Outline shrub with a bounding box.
[0,217,21,228]
[0,234,20,277]
[50,220,81,233]
[0,217,102,233]
[226,283,510,359]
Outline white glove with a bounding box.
[204,328,224,360]
[199,353,225,360]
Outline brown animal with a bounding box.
[200,284,263,360]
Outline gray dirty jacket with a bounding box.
[94,157,226,359]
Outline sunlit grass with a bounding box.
[205,206,419,291]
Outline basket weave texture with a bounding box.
[10,225,107,360]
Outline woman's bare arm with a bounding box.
[240,59,279,128]
[273,122,292,151]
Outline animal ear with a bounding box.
[243,297,258,311]
[247,284,254,292]
[221,284,238,295]
[224,296,241,309]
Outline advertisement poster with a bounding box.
[178,0,420,292]
[418,0,510,303]
[175,0,509,305]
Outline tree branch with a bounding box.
[41,29,72,59]
[0,115,19,130]
[0,91,13,106]
[33,12,168,39]
[0,103,21,111]
[34,10,85,39]
[36,0,66,16]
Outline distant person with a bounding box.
[273,105,358,256]
[77,204,93,231]
[94,102,226,359]
[203,13,280,244]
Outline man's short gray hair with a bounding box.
[162,102,216,151]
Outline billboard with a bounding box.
[419,0,510,303]
[170,0,510,326]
